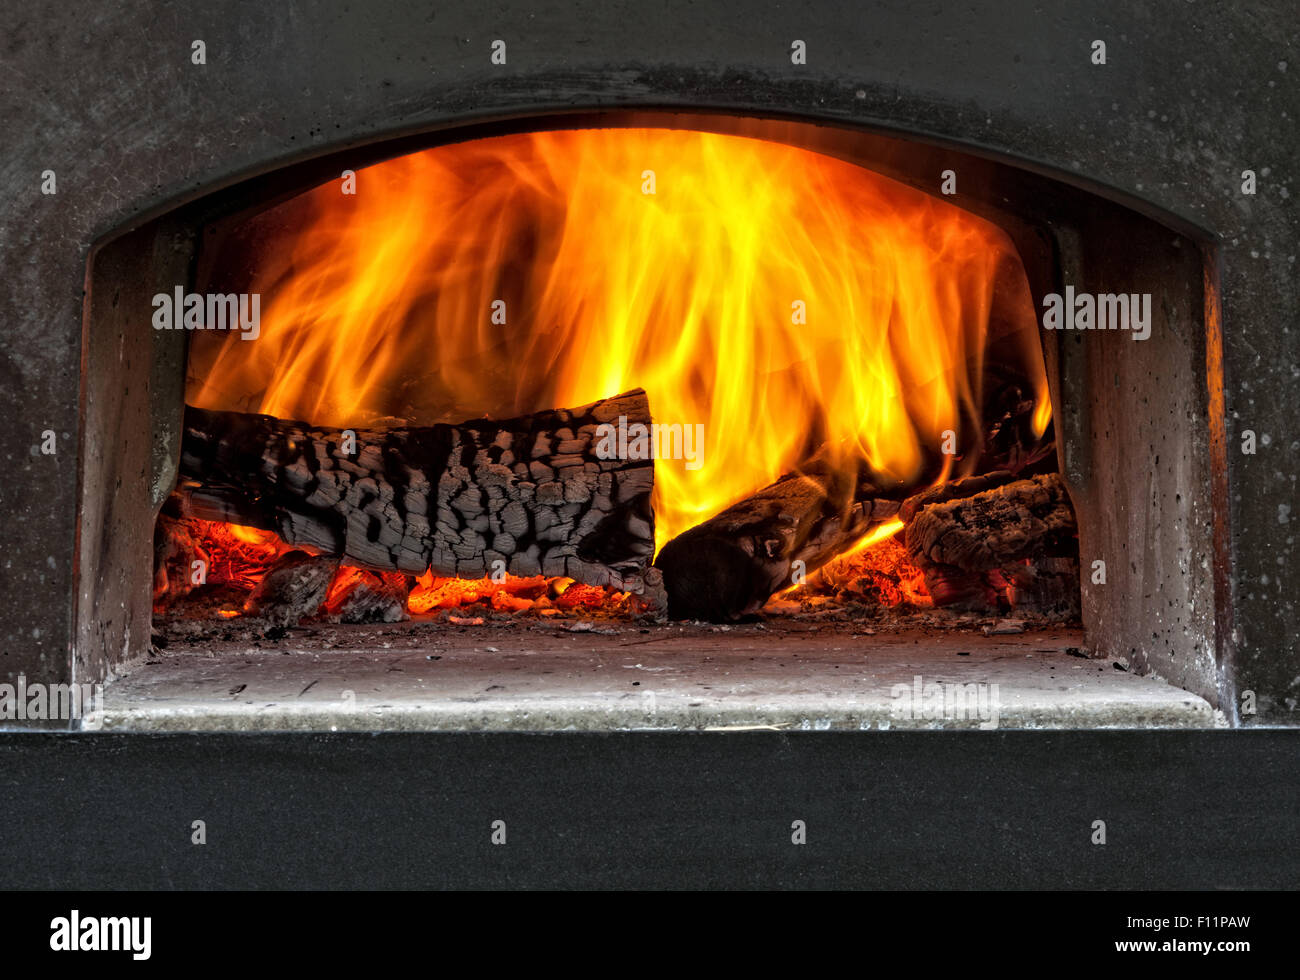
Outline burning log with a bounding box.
[653,451,912,621]
[655,458,1076,621]
[153,515,210,607]
[897,470,1016,523]
[244,551,339,625]
[900,472,1078,611]
[323,567,411,624]
[652,359,1057,621]
[901,472,1076,572]
[171,390,656,594]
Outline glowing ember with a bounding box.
[790,532,932,609]
[838,517,906,561]
[408,570,545,615]
[157,518,642,621]
[405,568,634,617]
[189,519,293,592]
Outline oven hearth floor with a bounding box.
[95,621,1218,731]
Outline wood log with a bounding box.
[997,557,1081,615]
[902,472,1076,572]
[243,551,339,625]
[171,390,656,593]
[897,470,1016,525]
[153,514,209,608]
[654,445,1066,621]
[651,358,1060,621]
[322,568,411,624]
[918,564,998,610]
[895,474,1079,612]
[653,450,914,621]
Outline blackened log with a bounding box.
[243,551,338,626]
[653,451,913,621]
[902,473,1076,572]
[897,470,1016,524]
[323,568,411,624]
[174,390,656,593]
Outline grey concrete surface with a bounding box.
[94,624,1216,731]
[0,1,1295,720]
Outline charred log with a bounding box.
[323,568,411,624]
[902,472,1077,572]
[243,551,339,626]
[653,451,913,621]
[172,390,656,593]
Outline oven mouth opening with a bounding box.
[77,110,1224,732]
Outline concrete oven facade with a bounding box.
[1,1,1296,726]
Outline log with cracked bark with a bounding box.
[170,390,657,594]
[653,365,1063,621]
[653,464,1074,622]
[901,472,1076,572]
[900,471,1079,611]
[652,449,916,621]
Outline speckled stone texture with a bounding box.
[95,624,1217,733]
[0,2,1295,722]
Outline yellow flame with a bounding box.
[848,516,906,555]
[227,523,278,546]
[189,128,1047,551]
[1032,387,1053,438]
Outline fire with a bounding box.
[827,534,933,608]
[406,570,543,614]
[189,127,1047,552]
[845,516,905,557]
[191,519,290,592]
[1032,387,1054,438]
[405,569,623,616]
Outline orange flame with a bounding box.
[1032,386,1053,438]
[842,516,906,559]
[191,519,291,592]
[189,128,1047,552]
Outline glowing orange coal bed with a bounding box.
[159,127,1059,626]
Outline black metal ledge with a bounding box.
[1,730,1295,889]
